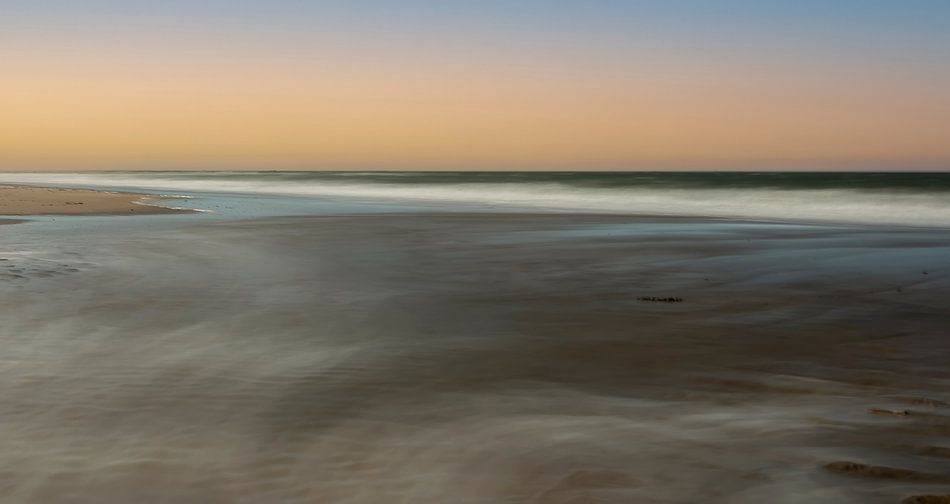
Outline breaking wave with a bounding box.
[3,171,950,227]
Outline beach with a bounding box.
[2,177,950,503]
[0,185,184,215]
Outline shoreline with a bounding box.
[0,184,189,216]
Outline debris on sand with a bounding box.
[870,408,912,417]
[637,296,683,303]
[823,461,950,482]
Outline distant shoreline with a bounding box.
[0,184,189,217]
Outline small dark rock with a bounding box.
[637,296,683,303]
[902,496,950,504]
[870,408,911,417]
[824,461,950,482]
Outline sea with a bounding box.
[2,171,950,227]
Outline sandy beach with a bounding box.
[0,185,185,215]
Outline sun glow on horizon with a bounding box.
[3,1,950,171]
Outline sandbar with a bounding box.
[0,184,187,216]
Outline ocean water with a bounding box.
[3,171,950,227]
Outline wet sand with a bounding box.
[1,212,950,503]
[0,185,186,215]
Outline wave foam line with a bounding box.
[2,173,949,228]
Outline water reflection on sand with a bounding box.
[2,209,950,503]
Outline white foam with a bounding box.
[3,172,949,227]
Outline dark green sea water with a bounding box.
[93,170,950,191]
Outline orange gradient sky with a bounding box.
[3,1,950,171]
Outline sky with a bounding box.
[2,0,950,171]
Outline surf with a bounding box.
[3,171,950,228]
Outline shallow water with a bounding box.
[2,195,950,503]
